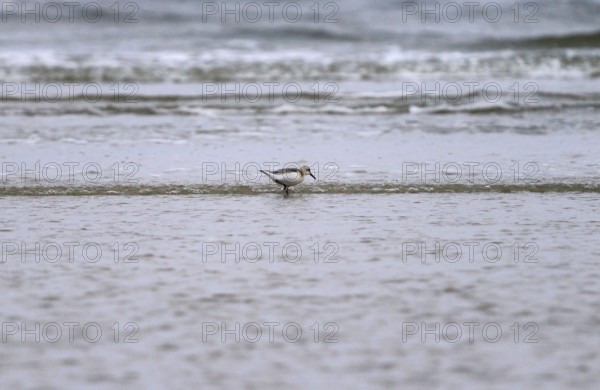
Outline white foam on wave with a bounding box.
[2,46,599,83]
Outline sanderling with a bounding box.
[260,165,316,195]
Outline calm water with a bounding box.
[1,194,600,389]
[1,0,600,389]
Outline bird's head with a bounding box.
[300,165,316,180]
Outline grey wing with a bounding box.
[270,168,300,175]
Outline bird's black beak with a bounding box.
[310,173,316,180]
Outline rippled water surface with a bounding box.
[2,0,600,388]
[1,194,600,389]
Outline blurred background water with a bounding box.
[1,0,600,389]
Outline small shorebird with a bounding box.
[260,165,316,195]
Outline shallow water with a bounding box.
[1,194,599,389]
[2,0,600,388]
